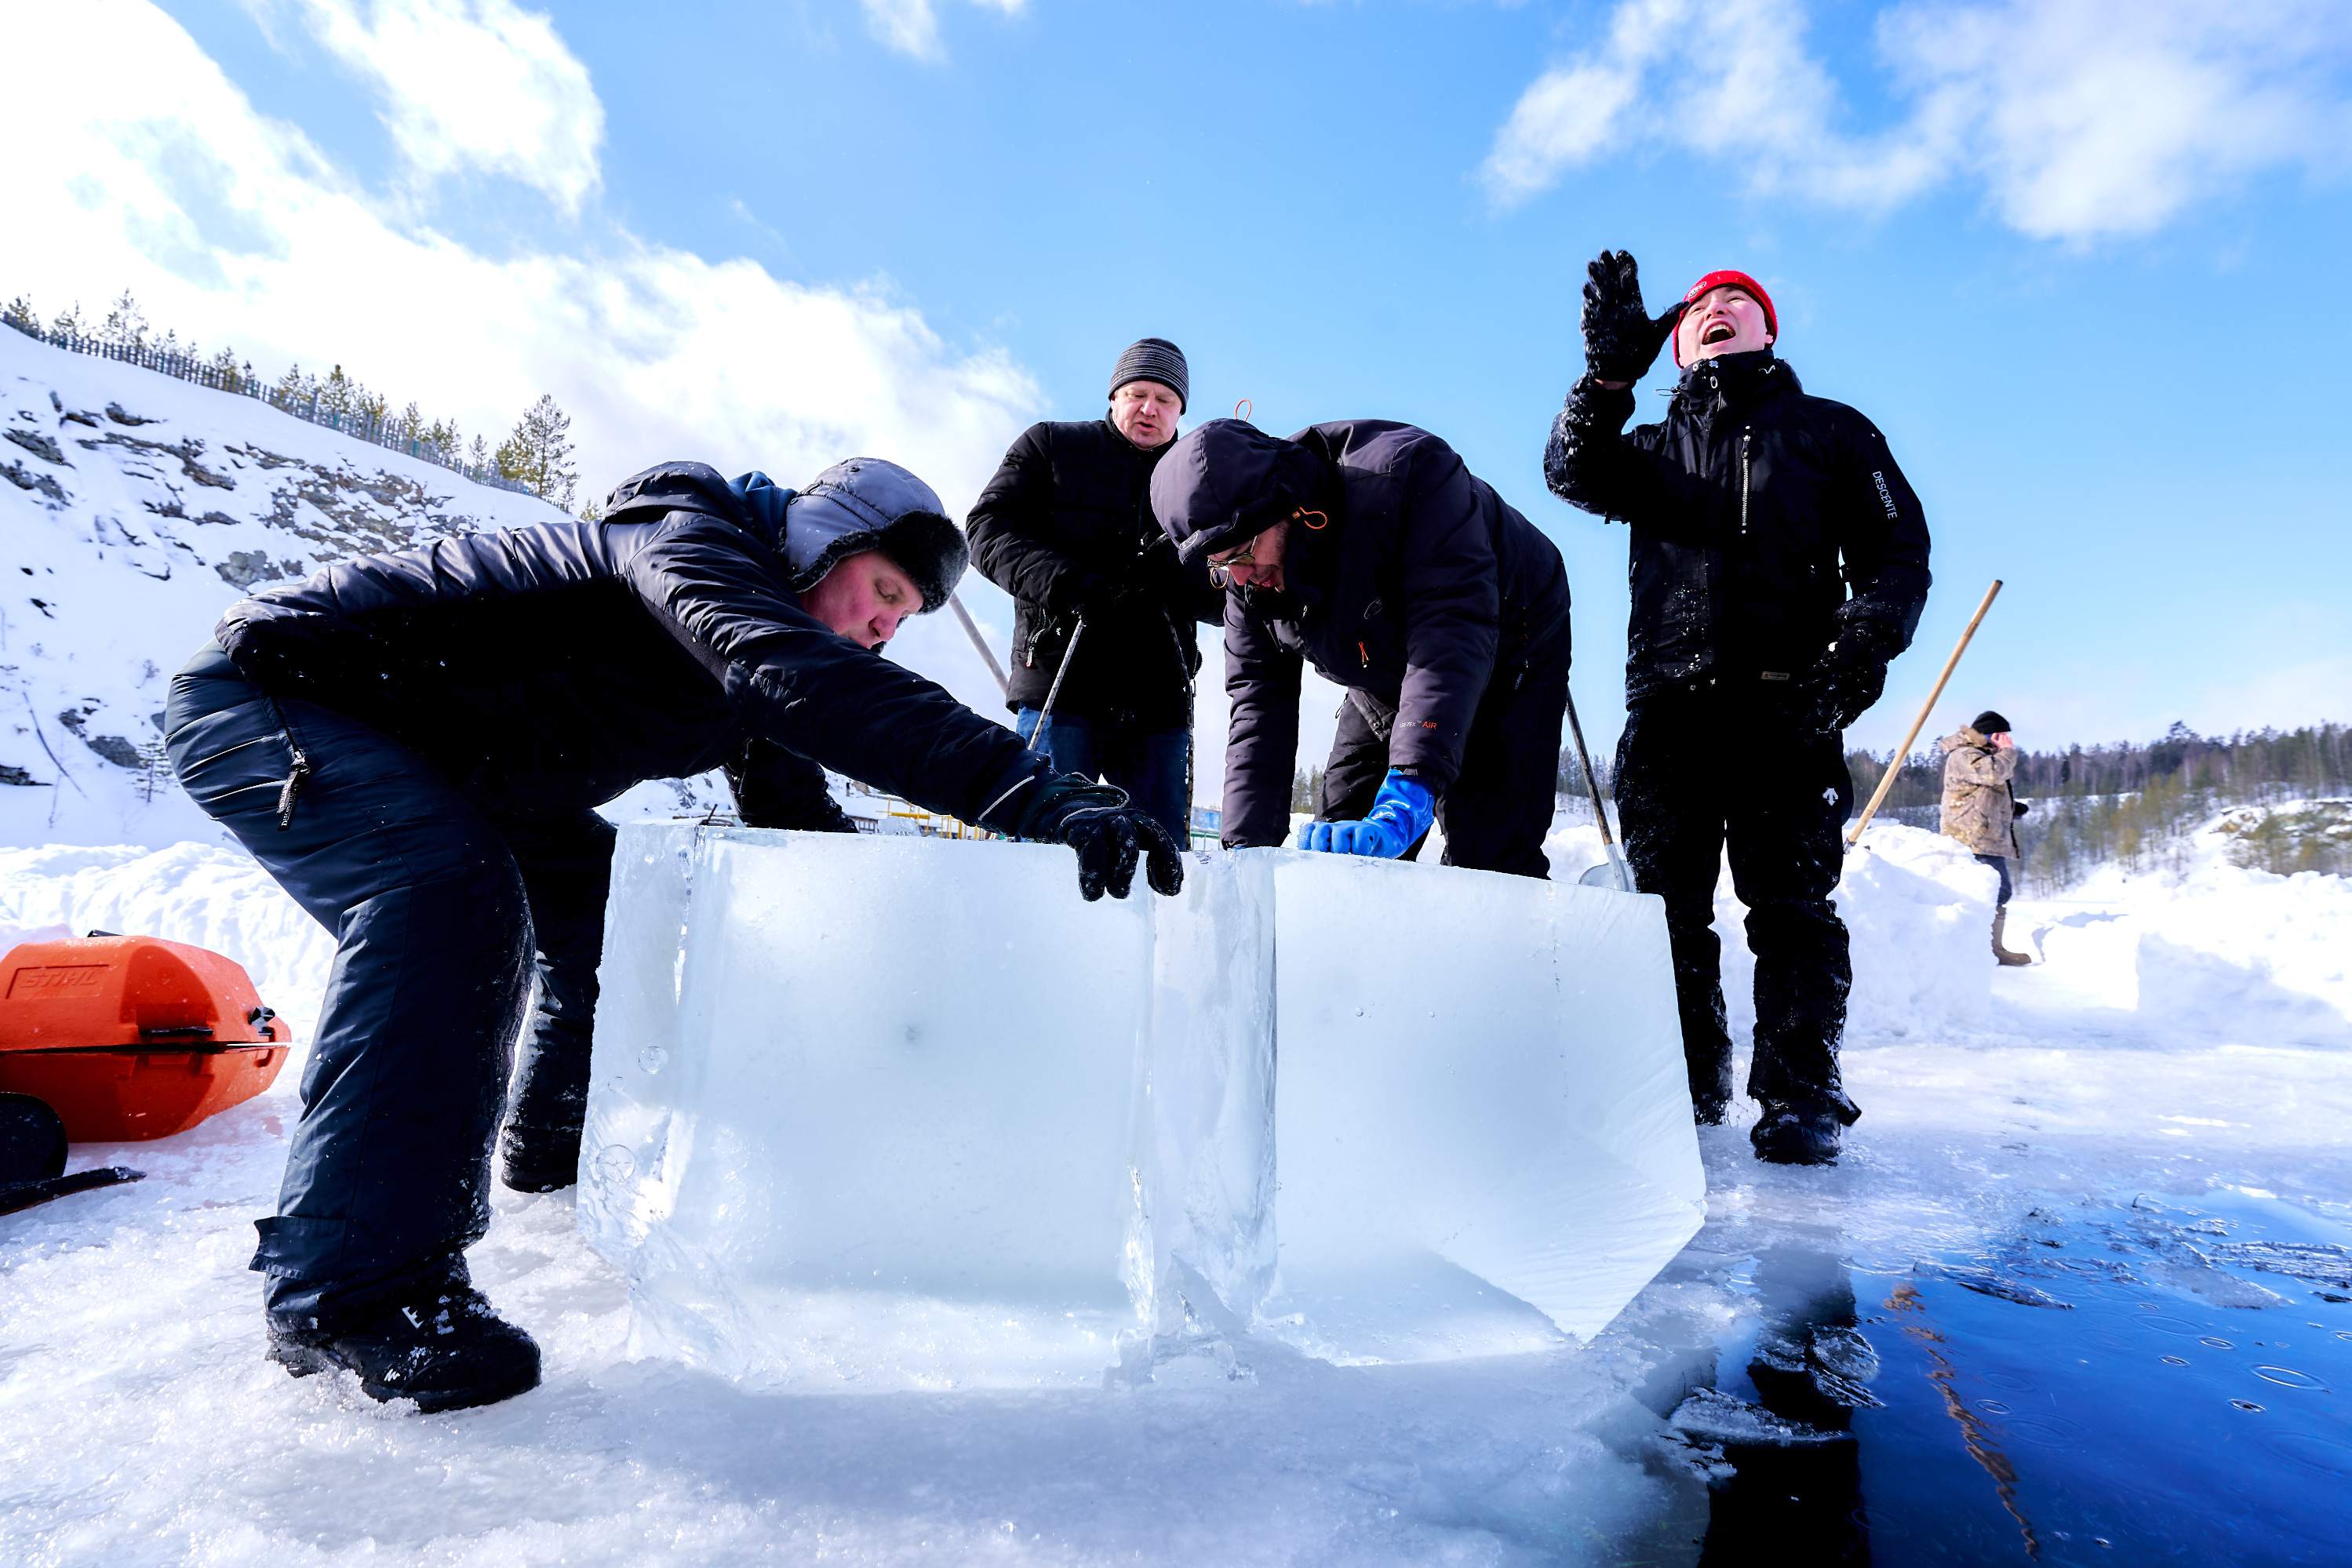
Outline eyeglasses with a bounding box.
[1207,509,1323,587]
[1207,530,1272,588]
[1207,534,1265,570]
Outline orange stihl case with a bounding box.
[0,935,292,1142]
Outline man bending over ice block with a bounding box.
[166,457,1184,1413]
[1150,418,1574,879]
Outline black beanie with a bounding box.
[1972,710,2011,735]
[1109,337,1189,410]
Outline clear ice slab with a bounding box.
[1247,851,1703,1362]
[580,828,1701,1386]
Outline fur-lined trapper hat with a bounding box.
[729,459,967,613]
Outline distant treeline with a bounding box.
[1848,721,2351,889]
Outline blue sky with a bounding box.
[14,0,2351,781]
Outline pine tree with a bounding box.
[209,345,242,391]
[2,296,38,335]
[100,290,148,349]
[497,394,579,508]
[319,364,355,421]
[469,434,490,476]
[275,361,308,409]
[49,301,86,340]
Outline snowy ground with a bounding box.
[4,824,2347,1565]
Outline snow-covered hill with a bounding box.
[1,326,575,847]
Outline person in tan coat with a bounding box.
[1940,709,2031,965]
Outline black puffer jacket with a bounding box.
[213,460,1042,828]
[967,420,1225,731]
[1544,351,1931,700]
[1152,420,1571,849]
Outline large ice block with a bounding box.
[581,823,1156,1389]
[583,830,1701,1386]
[1252,851,1703,1360]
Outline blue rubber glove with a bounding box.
[1294,770,1435,858]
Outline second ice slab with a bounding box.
[1260,852,1702,1360]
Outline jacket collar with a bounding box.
[1672,349,1798,419]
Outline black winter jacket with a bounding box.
[1544,351,1931,702]
[1152,420,1571,849]
[966,420,1225,731]
[213,461,1043,828]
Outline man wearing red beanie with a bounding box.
[1542,252,1931,1166]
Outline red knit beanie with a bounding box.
[1673,270,1778,366]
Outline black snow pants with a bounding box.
[165,646,613,1326]
[1614,684,1859,1120]
[1320,662,1570,880]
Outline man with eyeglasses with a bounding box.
[1150,418,1574,877]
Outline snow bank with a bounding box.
[1,327,573,851]
[583,826,1702,1386]
[2131,865,2352,1046]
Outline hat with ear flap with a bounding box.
[1673,269,1779,366]
[730,458,968,613]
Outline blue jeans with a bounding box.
[1014,708,1192,845]
[1975,853,2015,907]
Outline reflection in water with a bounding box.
[1694,1240,1877,1566]
[1886,1281,2045,1560]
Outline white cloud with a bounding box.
[861,0,1025,64]
[15,0,1039,533]
[260,0,604,211]
[1481,0,2352,242]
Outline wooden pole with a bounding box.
[1848,579,2003,847]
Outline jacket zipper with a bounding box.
[1739,429,1752,537]
[264,697,311,831]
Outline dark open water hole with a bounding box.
[1645,1188,2352,1566]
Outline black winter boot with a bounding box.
[499,1118,583,1193]
[268,1276,541,1413]
[1751,1101,1848,1166]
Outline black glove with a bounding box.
[2013,801,2030,818]
[1008,774,1185,901]
[1795,610,1897,735]
[1582,250,1686,385]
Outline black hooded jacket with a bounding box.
[966,420,1225,731]
[211,461,1042,828]
[1543,351,1931,701]
[1152,420,1571,849]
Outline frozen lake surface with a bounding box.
[3,834,2349,1565]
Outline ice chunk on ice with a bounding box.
[583,824,1155,1389]
[1261,850,1702,1358]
